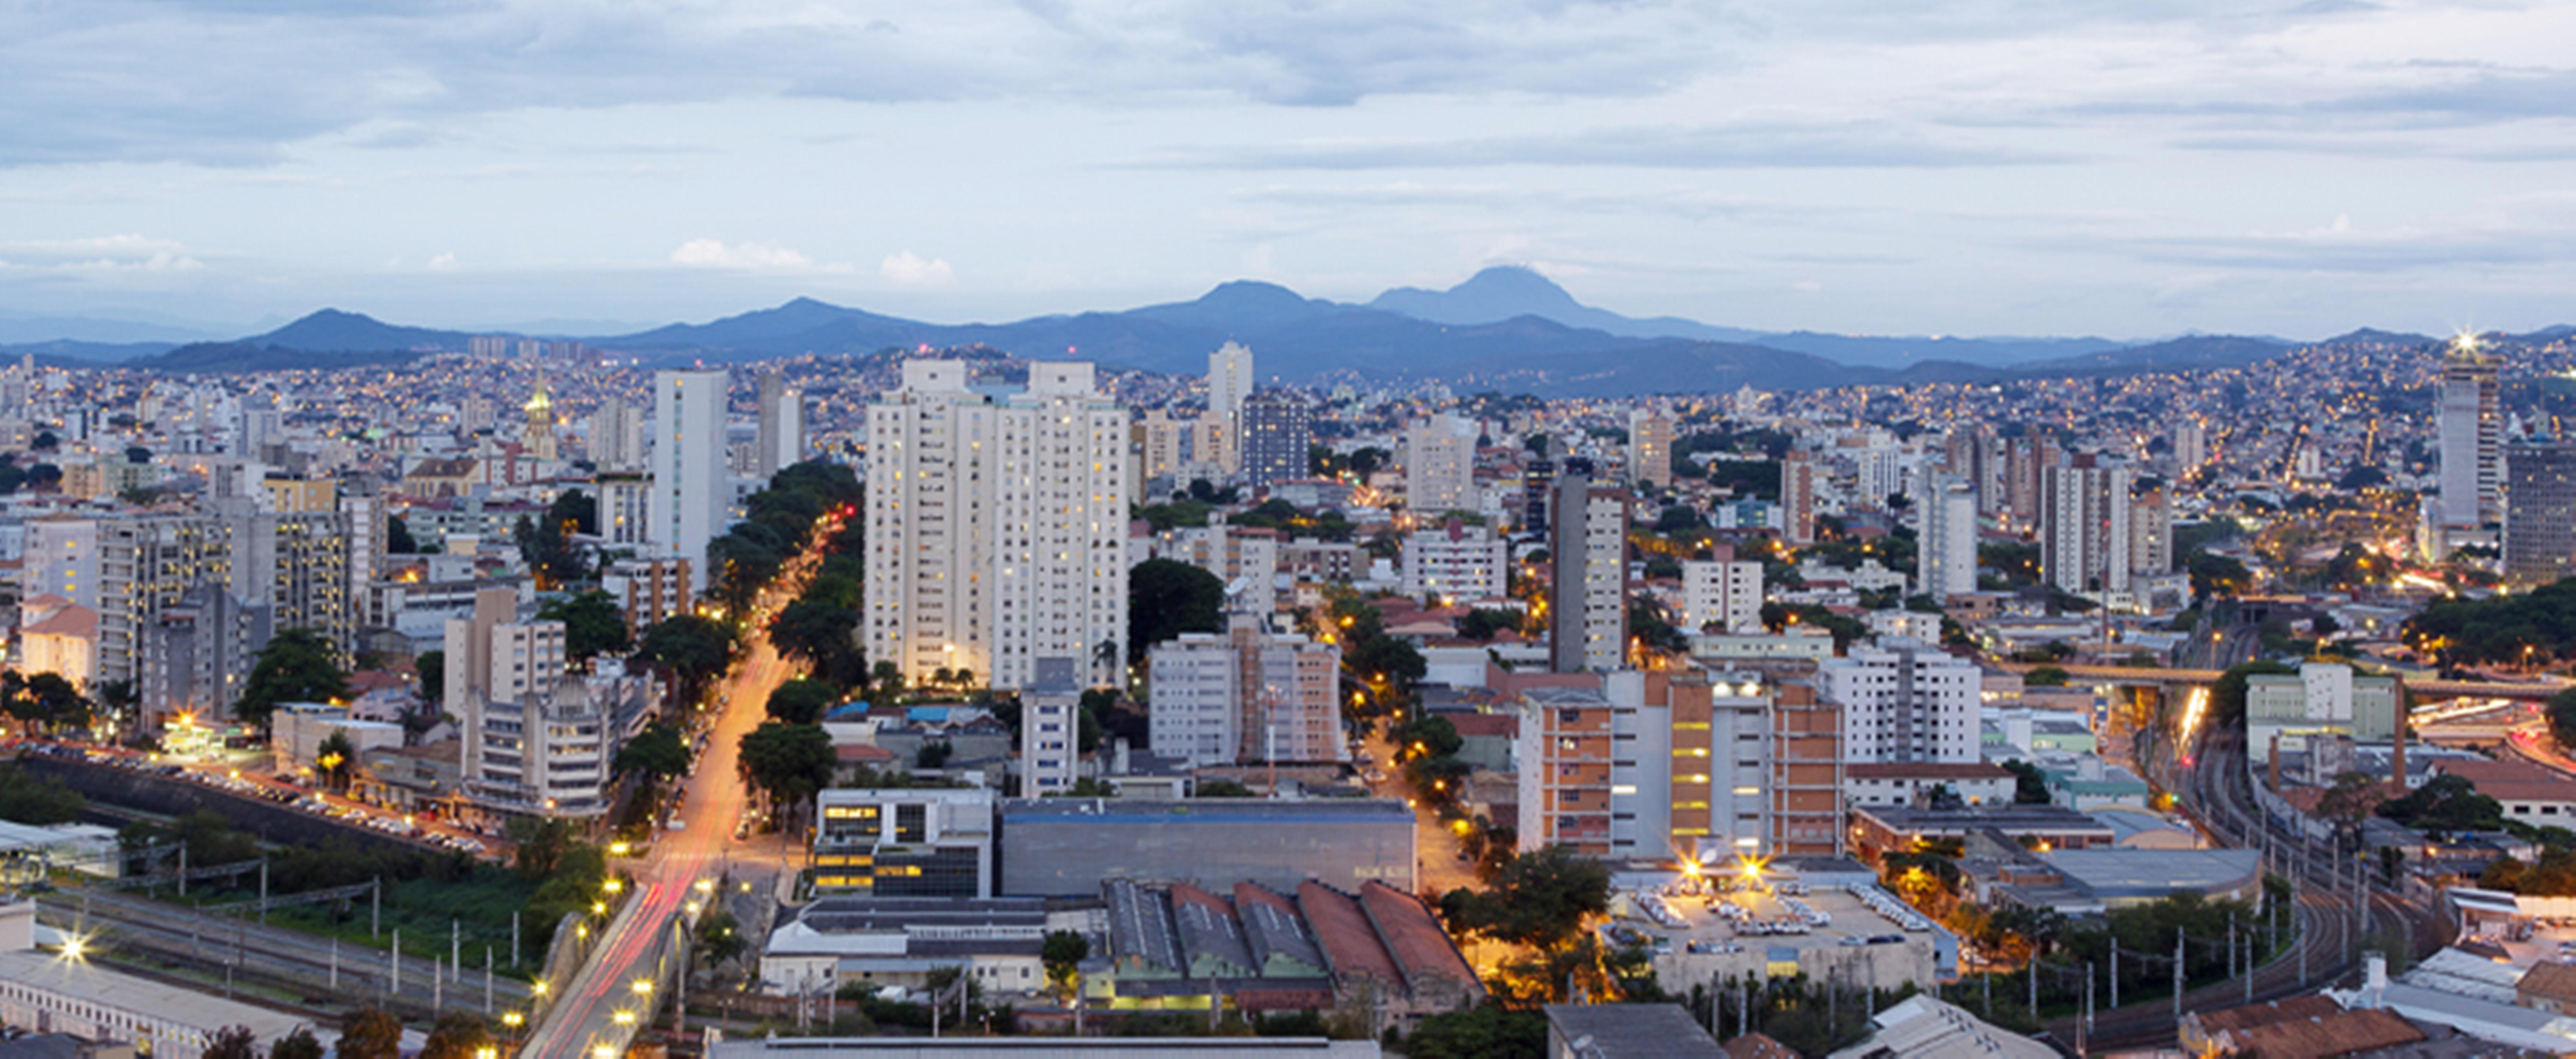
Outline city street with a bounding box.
[520,520,837,1059]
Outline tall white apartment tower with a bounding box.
[1550,474,1629,672]
[594,399,645,471]
[865,360,1131,691]
[2439,334,2502,527]
[1628,410,1675,488]
[651,370,728,591]
[1206,342,1255,473]
[1917,477,1978,601]
[755,369,805,477]
[1680,544,1763,633]
[1817,637,1978,763]
[1403,413,1476,514]
[2039,455,2133,594]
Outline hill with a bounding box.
[125,343,425,373]
[241,309,468,352]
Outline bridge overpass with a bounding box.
[2004,663,2569,702]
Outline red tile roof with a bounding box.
[1295,880,1401,987]
[1358,880,1480,996]
[1444,713,1517,739]
[2227,1009,2422,1059]
[835,744,897,762]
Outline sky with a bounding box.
[3,0,2575,343]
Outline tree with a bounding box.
[2188,551,2255,600]
[1454,609,1523,643]
[3,672,90,734]
[2025,666,2070,687]
[31,430,56,452]
[514,510,587,590]
[387,515,420,554]
[206,1026,260,1059]
[316,730,357,791]
[697,907,749,964]
[766,678,840,725]
[1403,1004,1546,1059]
[335,1008,403,1059]
[237,628,349,730]
[1439,844,1611,952]
[537,591,631,662]
[769,600,861,686]
[1196,778,1255,798]
[1128,558,1226,664]
[613,722,693,794]
[269,1028,325,1059]
[2000,759,2053,805]
[2550,688,2576,751]
[635,615,734,706]
[510,817,582,881]
[419,1011,490,1059]
[916,740,953,769]
[1041,929,1089,999]
[738,722,835,823]
[416,649,446,708]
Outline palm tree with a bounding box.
[316,731,357,792]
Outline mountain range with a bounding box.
[0,266,2519,395]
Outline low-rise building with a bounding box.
[813,786,998,899]
[997,798,1414,898]
[1844,762,2018,808]
[758,896,1048,996]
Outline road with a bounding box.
[520,518,839,1059]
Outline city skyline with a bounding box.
[3,2,2574,339]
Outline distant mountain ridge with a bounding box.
[11,268,2558,389]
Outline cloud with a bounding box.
[1165,123,2077,170]
[669,239,850,273]
[0,234,205,272]
[426,252,458,271]
[879,250,956,287]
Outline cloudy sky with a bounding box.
[3,0,2574,341]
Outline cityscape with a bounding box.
[5,4,2576,1059]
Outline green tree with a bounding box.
[635,615,734,706]
[2188,551,2255,600]
[0,764,84,824]
[697,908,749,964]
[1439,844,1611,952]
[769,600,861,687]
[739,722,836,824]
[2000,759,2053,805]
[419,1011,490,1059]
[1403,1004,1546,1059]
[335,1008,404,1059]
[1128,558,1226,664]
[613,722,693,795]
[269,1028,325,1059]
[205,1026,260,1059]
[766,678,840,725]
[1195,778,1255,797]
[510,817,582,881]
[1041,929,1089,999]
[386,516,419,554]
[2025,666,2070,687]
[415,649,446,708]
[2549,688,2576,751]
[316,730,357,791]
[514,511,585,590]
[3,672,91,734]
[537,591,632,662]
[237,628,349,730]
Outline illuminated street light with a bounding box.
[632,979,653,996]
[612,1010,636,1026]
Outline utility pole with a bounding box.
[452,920,461,983]
[2172,928,2184,1025]
[512,911,521,970]
[372,877,381,940]
[2110,935,2119,1009]
[391,929,401,994]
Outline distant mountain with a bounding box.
[1367,266,1767,344]
[0,313,217,345]
[0,339,174,363]
[2325,327,2439,347]
[2515,325,2576,344]
[241,309,468,352]
[2015,334,2292,375]
[1743,331,2124,369]
[125,343,424,373]
[1429,336,1868,397]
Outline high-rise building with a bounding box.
[1135,410,1188,484]
[1550,473,1628,673]
[2038,455,2133,594]
[1627,410,1674,488]
[1236,389,1314,488]
[1402,413,1475,514]
[1512,669,1796,862]
[1816,637,1979,763]
[24,515,99,611]
[864,360,1130,691]
[595,471,651,548]
[2171,420,2208,475]
[97,516,238,707]
[2505,437,2576,587]
[340,490,387,630]
[756,369,805,477]
[2130,485,2174,578]
[1767,680,1845,857]
[1206,341,1255,473]
[593,399,645,471]
[1917,477,1978,601]
[1019,658,1081,797]
[651,370,728,591]
[2440,334,2503,527]
[1400,519,1510,603]
[1780,451,1819,545]
[1145,618,1339,768]
[1521,442,1558,534]
[1680,544,1763,633]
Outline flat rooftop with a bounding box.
[2043,849,2262,899]
[1000,798,1413,824]
[1858,804,2117,834]
[0,948,312,1039]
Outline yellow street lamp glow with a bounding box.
[532,980,549,995]
[632,979,653,995]
[592,901,608,915]
[695,879,714,893]
[593,1046,615,1059]
[609,841,630,856]
[612,1010,636,1026]
[59,936,86,961]
[604,878,623,894]
[502,1012,524,1028]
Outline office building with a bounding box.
[1628,410,1674,488]
[1679,545,1763,633]
[1400,520,1510,602]
[2039,455,2133,594]
[1019,658,1081,797]
[755,368,804,477]
[1402,413,1475,513]
[1917,476,1978,601]
[1146,617,1341,767]
[1237,389,1314,488]
[1549,473,1627,672]
[651,369,729,591]
[813,786,998,898]
[2440,334,2503,527]
[2506,437,2576,587]
[1817,637,1979,763]
[864,360,1130,691]
[1521,442,1558,534]
[1206,341,1255,472]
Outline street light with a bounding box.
[632,979,653,996]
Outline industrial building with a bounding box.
[996,799,1413,898]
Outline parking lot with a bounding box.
[14,740,493,857]
[1612,876,1947,992]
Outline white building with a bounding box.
[0,902,313,1059]
[1917,477,1978,601]
[864,360,1130,691]
[650,369,729,591]
[1206,341,1255,473]
[755,368,805,477]
[812,786,998,898]
[2439,335,2502,527]
[24,515,99,611]
[593,397,645,471]
[1145,619,1341,768]
[1403,413,1476,513]
[2039,456,2133,594]
[1019,658,1081,798]
[1550,475,1628,672]
[1680,547,1763,633]
[1628,410,1674,488]
[1400,521,1510,602]
[596,471,651,548]
[1818,637,1979,763]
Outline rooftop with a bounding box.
[1000,798,1412,824]
[1542,1003,1724,1059]
[0,949,313,1041]
[2042,848,2262,899]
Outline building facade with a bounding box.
[650,369,728,591]
[1817,637,1979,763]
